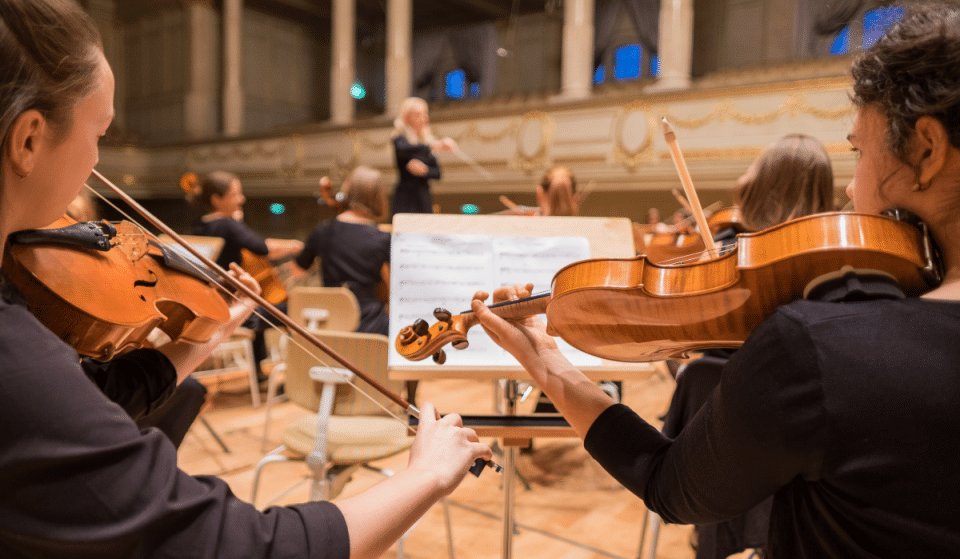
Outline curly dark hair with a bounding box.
[851,1,960,165]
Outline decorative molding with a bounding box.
[661,92,855,129]
[613,101,657,170]
[513,111,553,172]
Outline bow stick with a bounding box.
[452,149,494,181]
[662,119,718,257]
[88,169,502,476]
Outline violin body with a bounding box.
[396,212,938,363]
[240,248,288,305]
[3,217,230,360]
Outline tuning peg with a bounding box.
[433,308,452,322]
[452,340,469,350]
[398,325,415,344]
[412,318,429,337]
[432,350,446,364]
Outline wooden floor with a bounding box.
[180,372,708,559]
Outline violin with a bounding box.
[395,211,941,364]
[240,248,288,305]
[2,215,230,361]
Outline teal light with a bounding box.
[461,203,479,214]
[270,203,286,215]
[350,82,366,99]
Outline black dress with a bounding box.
[296,219,391,335]
[392,135,441,215]
[190,215,269,269]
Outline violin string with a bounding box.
[83,185,418,436]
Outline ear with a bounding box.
[914,116,951,185]
[6,109,46,178]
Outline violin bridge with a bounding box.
[113,221,149,263]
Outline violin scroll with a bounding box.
[395,307,473,362]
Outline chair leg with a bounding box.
[250,446,290,507]
[636,510,661,559]
[261,366,284,452]
[443,497,456,559]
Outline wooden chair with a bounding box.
[287,286,361,333]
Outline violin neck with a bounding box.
[482,292,551,320]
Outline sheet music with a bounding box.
[390,231,599,367]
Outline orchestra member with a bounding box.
[185,171,303,381]
[0,2,491,558]
[391,97,457,215]
[296,166,391,337]
[472,3,960,556]
[536,166,580,217]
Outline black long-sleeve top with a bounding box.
[0,297,350,558]
[191,216,269,270]
[295,219,391,335]
[392,136,441,215]
[585,297,960,558]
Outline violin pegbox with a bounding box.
[394,307,472,363]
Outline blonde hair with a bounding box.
[735,134,834,231]
[393,97,435,145]
[342,166,387,221]
[539,166,579,217]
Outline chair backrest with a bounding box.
[284,329,401,418]
[287,286,361,332]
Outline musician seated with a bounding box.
[472,4,960,556]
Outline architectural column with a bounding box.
[560,0,594,100]
[184,0,218,139]
[222,0,244,136]
[85,0,125,131]
[385,0,412,117]
[654,0,694,90]
[330,0,356,124]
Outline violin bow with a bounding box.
[88,169,502,475]
[662,119,718,256]
[452,149,494,181]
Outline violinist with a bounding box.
[185,171,303,382]
[185,171,303,272]
[658,132,835,559]
[0,2,491,558]
[471,3,960,556]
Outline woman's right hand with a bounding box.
[406,402,492,497]
[406,159,429,177]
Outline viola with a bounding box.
[395,211,941,364]
[2,215,231,361]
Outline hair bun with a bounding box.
[180,172,200,194]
